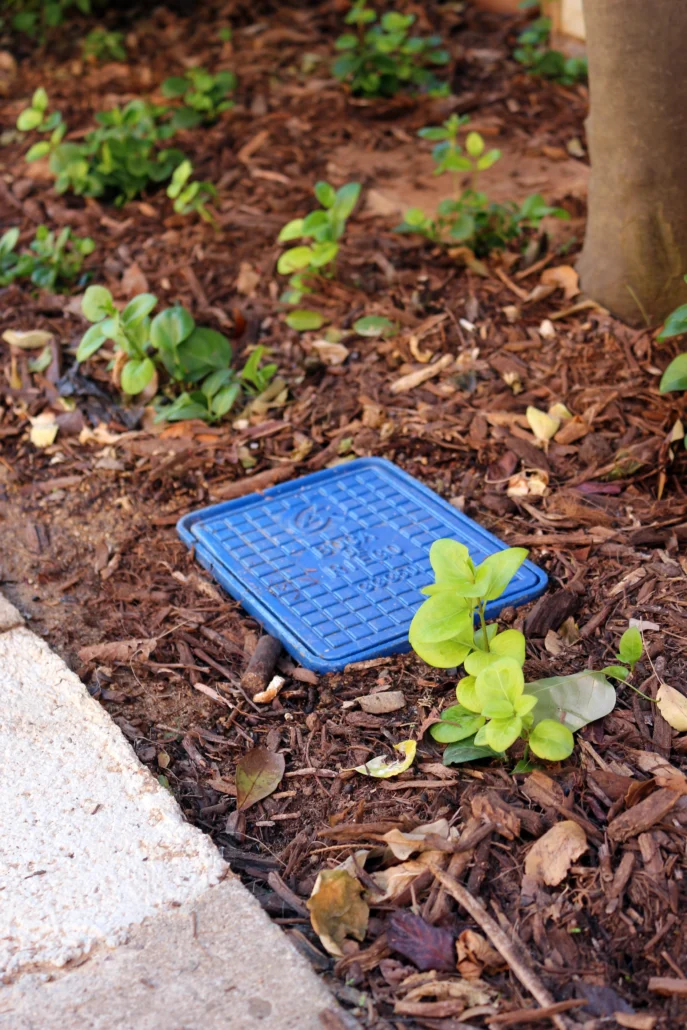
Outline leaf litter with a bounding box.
[0,2,686,1028]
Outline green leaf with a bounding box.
[456,675,480,712]
[278,218,305,243]
[177,327,232,381]
[277,246,314,275]
[443,736,501,765]
[409,633,473,669]
[161,76,189,97]
[430,705,485,743]
[121,293,157,326]
[475,657,524,712]
[32,87,49,112]
[474,547,528,601]
[17,108,43,131]
[481,716,523,752]
[528,719,574,761]
[602,665,629,682]
[617,626,643,666]
[409,593,473,644]
[26,141,51,161]
[477,149,501,171]
[150,306,195,352]
[211,382,241,417]
[332,182,361,220]
[418,126,449,141]
[82,285,114,322]
[429,539,472,586]
[76,323,106,361]
[352,315,397,338]
[314,181,336,209]
[514,693,537,717]
[659,354,687,393]
[465,131,484,158]
[658,304,687,341]
[335,33,359,50]
[310,241,339,267]
[527,671,616,732]
[120,356,155,395]
[490,629,526,667]
[286,309,324,331]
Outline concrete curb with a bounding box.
[0,595,341,1029]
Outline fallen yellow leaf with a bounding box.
[354,739,417,778]
[656,683,687,732]
[307,868,369,956]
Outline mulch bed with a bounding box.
[2,2,687,1027]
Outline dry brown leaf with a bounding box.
[541,264,580,300]
[630,751,687,793]
[236,261,260,295]
[383,819,453,860]
[358,690,406,715]
[456,930,507,977]
[309,339,350,366]
[555,415,589,444]
[307,868,369,957]
[399,977,491,1006]
[78,637,158,664]
[121,261,149,298]
[235,746,285,810]
[390,354,453,394]
[371,851,439,902]
[524,820,587,885]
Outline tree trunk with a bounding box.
[578,0,687,326]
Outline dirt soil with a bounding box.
[2,3,687,1028]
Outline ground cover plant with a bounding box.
[332,0,449,97]
[0,225,94,290]
[76,285,275,420]
[514,1,587,85]
[17,89,213,210]
[3,2,687,1027]
[161,66,236,129]
[396,114,568,256]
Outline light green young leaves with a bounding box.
[528,719,574,761]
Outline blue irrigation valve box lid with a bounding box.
[177,457,547,673]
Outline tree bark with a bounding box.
[578,0,687,326]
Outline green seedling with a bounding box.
[162,67,236,129]
[333,0,449,98]
[17,92,216,210]
[411,539,617,765]
[12,225,94,290]
[166,160,217,224]
[76,286,275,422]
[601,625,644,684]
[514,7,587,85]
[277,180,360,309]
[82,27,127,62]
[657,282,687,394]
[3,0,90,38]
[397,115,568,256]
[0,228,21,286]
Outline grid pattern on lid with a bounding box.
[191,464,539,664]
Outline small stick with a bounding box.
[430,865,571,1030]
[241,634,283,697]
[488,999,586,1026]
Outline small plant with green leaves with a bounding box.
[13,225,94,291]
[411,540,617,766]
[514,5,587,85]
[656,284,687,394]
[76,286,275,422]
[82,27,126,62]
[0,228,20,286]
[332,0,449,98]
[601,626,644,683]
[162,67,236,129]
[2,0,90,38]
[277,181,361,307]
[17,91,191,206]
[397,114,568,257]
[166,160,217,224]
